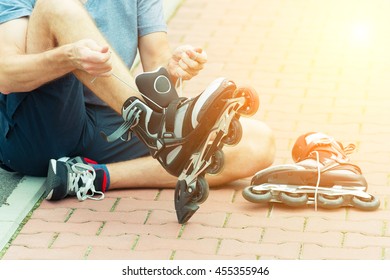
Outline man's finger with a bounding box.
[186,49,207,63]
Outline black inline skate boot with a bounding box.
[242,132,380,210]
[103,67,259,223]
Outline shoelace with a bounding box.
[69,163,105,201]
[175,76,183,96]
[312,144,355,211]
[313,151,321,211]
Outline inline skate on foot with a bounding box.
[242,132,380,211]
[102,67,260,223]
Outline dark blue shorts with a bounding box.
[0,74,149,176]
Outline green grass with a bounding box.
[0,195,44,259]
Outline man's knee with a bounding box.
[34,0,86,23]
[28,0,90,51]
[259,123,276,167]
[243,119,276,171]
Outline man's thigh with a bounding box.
[0,74,88,176]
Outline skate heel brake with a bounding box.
[174,179,203,224]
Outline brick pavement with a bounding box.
[2,0,390,260]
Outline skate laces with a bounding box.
[314,151,321,211]
[92,73,165,111]
[312,140,358,210]
[175,76,184,96]
[343,143,356,156]
[313,137,355,162]
[69,163,104,201]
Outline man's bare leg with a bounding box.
[26,0,142,113]
[107,119,275,189]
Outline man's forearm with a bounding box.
[0,45,75,94]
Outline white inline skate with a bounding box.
[242,132,380,210]
[103,67,259,223]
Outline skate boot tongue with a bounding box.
[135,66,179,112]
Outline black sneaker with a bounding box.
[44,157,105,201]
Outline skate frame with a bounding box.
[252,183,372,200]
[178,95,246,190]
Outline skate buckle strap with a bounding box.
[120,106,141,141]
[164,97,187,137]
[100,98,142,142]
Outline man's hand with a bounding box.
[68,39,113,77]
[168,45,208,81]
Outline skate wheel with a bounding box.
[351,195,380,211]
[206,149,225,175]
[233,86,259,117]
[190,176,209,204]
[317,194,344,209]
[222,117,242,146]
[242,186,273,203]
[280,192,308,207]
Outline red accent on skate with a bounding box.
[101,172,107,193]
[84,157,98,165]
